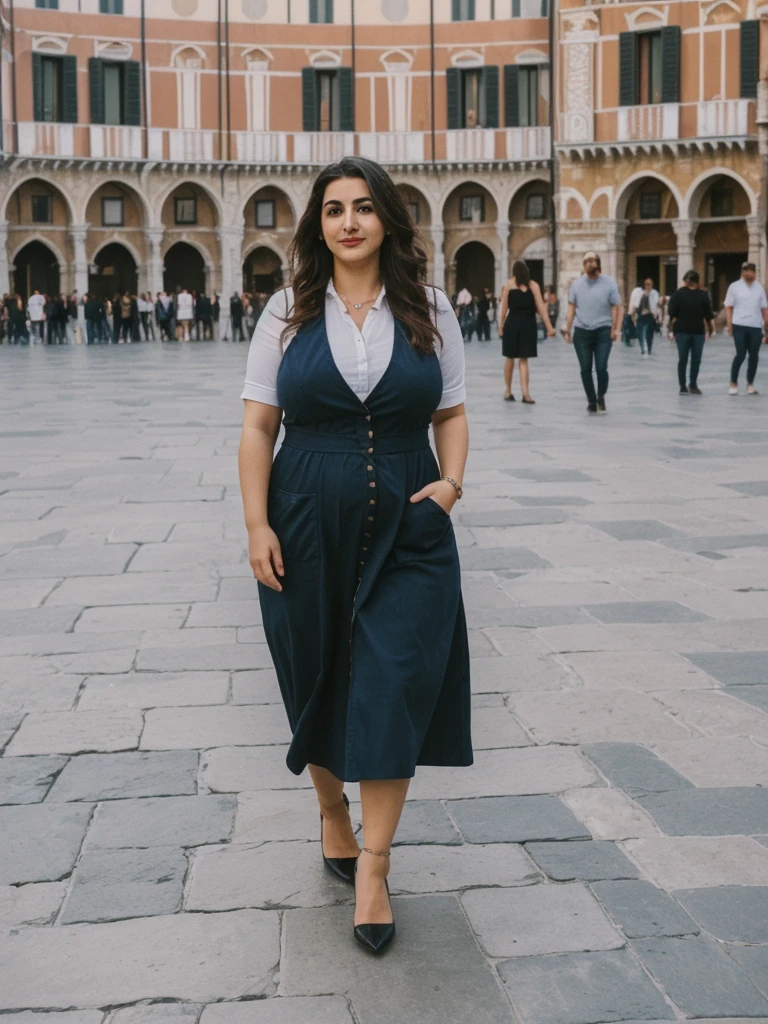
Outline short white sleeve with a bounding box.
[430,287,466,410]
[761,285,768,310]
[240,288,295,406]
[724,284,735,309]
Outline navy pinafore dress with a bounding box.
[258,310,473,782]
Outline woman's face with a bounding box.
[320,176,386,266]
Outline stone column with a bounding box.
[747,215,763,272]
[673,219,696,280]
[603,219,628,300]
[496,219,510,295]
[560,14,598,144]
[70,224,89,298]
[430,225,445,291]
[145,228,165,297]
[0,221,10,296]
[218,226,245,340]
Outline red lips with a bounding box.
[340,238,364,247]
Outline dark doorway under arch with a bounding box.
[164,243,206,296]
[13,240,60,301]
[89,243,138,299]
[454,241,495,300]
[243,246,283,296]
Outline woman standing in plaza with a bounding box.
[498,259,555,403]
[238,156,472,955]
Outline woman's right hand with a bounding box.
[248,525,284,592]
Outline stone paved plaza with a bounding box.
[2,330,768,1024]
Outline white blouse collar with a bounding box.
[326,279,388,311]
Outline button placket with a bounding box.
[358,406,376,579]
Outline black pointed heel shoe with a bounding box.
[353,850,396,954]
[320,792,358,886]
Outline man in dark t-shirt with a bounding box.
[668,270,715,395]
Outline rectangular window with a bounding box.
[512,0,547,16]
[31,195,53,223]
[40,56,63,123]
[452,0,475,20]
[103,63,123,125]
[639,192,661,219]
[407,201,420,224]
[256,200,276,228]
[460,195,485,222]
[99,0,124,12]
[518,66,538,127]
[710,188,734,218]
[309,0,333,23]
[638,31,662,105]
[525,193,546,220]
[316,70,340,131]
[102,196,124,227]
[35,0,59,7]
[460,69,485,128]
[175,197,197,225]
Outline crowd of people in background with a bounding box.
[0,288,275,346]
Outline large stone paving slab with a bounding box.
[199,998,356,1023]
[62,846,187,923]
[637,787,768,835]
[280,896,515,1024]
[589,880,699,938]
[85,795,236,849]
[48,750,199,801]
[0,754,68,803]
[447,795,591,843]
[0,910,279,1009]
[0,802,93,884]
[672,885,768,943]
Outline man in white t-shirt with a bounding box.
[27,290,45,343]
[725,261,768,395]
[176,288,194,342]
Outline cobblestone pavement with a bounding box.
[2,331,768,1024]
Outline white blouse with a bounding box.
[241,281,466,411]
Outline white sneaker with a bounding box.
[729,384,738,395]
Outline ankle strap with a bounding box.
[362,847,391,858]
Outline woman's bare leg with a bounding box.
[504,358,515,398]
[309,764,359,859]
[520,358,531,400]
[355,778,410,925]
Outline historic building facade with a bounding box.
[557,0,767,308]
[0,0,554,321]
[0,0,766,320]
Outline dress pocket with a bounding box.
[268,489,320,562]
[395,496,452,554]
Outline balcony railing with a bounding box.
[234,131,288,163]
[506,126,551,161]
[446,128,496,162]
[697,99,750,137]
[617,103,679,142]
[293,131,355,164]
[358,131,425,163]
[17,122,77,158]
[90,125,143,161]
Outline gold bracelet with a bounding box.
[441,476,463,500]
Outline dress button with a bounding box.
[367,516,374,522]
[367,465,373,471]
[369,482,376,488]
[369,499,376,505]
[367,448,373,454]
[368,431,373,439]
[364,532,371,537]
[362,546,368,552]
[365,415,371,421]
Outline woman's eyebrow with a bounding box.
[323,196,373,208]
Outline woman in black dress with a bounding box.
[499,259,555,404]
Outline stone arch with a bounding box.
[2,176,76,224]
[588,187,612,220]
[170,43,207,68]
[684,168,757,220]
[451,240,496,299]
[613,172,684,221]
[242,244,284,295]
[439,180,498,225]
[155,178,223,226]
[90,236,144,269]
[163,240,212,295]
[89,241,139,299]
[10,234,67,272]
[11,238,64,300]
[81,179,152,228]
[396,183,433,228]
[239,183,296,229]
[507,177,551,224]
[559,187,588,220]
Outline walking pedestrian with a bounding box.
[139,293,155,341]
[667,270,714,395]
[211,293,220,339]
[196,292,213,340]
[155,291,175,341]
[238,156,471,955]
[629,277,660,357]
[176,287,194,341]
[544,285,560,333]
[44,294,60,345]
[27,289,45,343]
[563,252,622,415]
[84,293,105,345]
[229,292,245,341]
[725,261,768,395]
[8,296,29,345]
[476,288,494,342]
[499,259,555,404]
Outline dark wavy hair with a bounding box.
[281,156,441,354]
[512,260,531,287]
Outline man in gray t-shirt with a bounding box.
[564,252,622,414]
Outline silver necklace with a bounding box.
[340,293,379,311]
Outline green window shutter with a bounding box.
[740,20,759,99]
[338,66,354,130]
[512,0,520,16]
[309,0,318,21]
[302,68,317,130]
[123,61,141,126]
[484,65,499,127]
[446,67,460,129]
[89,58,105,124]
[61,55,78,123]
[33,53,44,122]
[452,0,474,18]
[660,25,681,104]
[619,32,638,107]
[504,65,520,127]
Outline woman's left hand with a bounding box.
[410,479,458,514]
[547,327,556,337]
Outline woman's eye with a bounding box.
[358,205,374,214]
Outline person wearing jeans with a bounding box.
[629,277,660,356]
[667,270,714,395]
[564,251,622,414]
[724,262,768,395]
